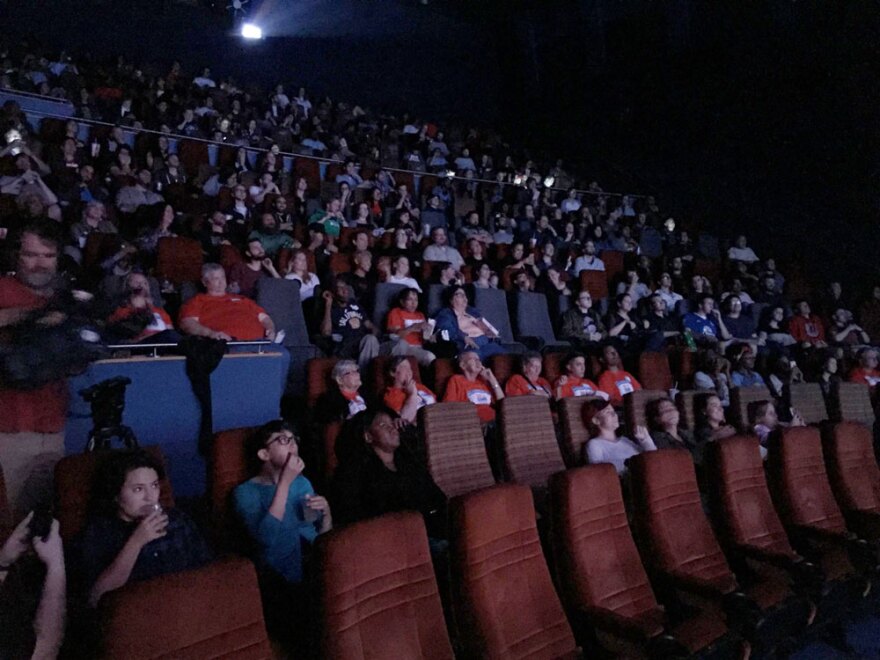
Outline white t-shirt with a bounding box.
[586,435,656,475]
[387,275,422,293]
[727,246,759,263]
[573,256,605,274]
[285,272,320,300]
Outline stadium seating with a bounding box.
[823,422,880,541]
[497,396,564,489]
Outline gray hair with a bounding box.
[331,360,358,382]
[201,262,224,279]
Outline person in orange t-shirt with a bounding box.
[385,287,436,366]
[848,347,880,392]
[443,349,503,424]
[107,272,178,343]
[383,356,438,424]
[179,263,275,341]
[596,344,642,407]
[505,351,551,398]
[553,352,609,401]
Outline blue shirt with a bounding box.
[233,476,320,583]
[731,370,766,388]
[683,313,719,338]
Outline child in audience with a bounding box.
[553,352,608,401]
[748,400,804,447]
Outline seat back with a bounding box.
[497,397,565,488]
[623,389,668,433]
[0,461,10,543]
[428,357,455,399]
[426,283,445,317]
[55,447,174,541]
[730,386,772,433]
[558,396,604,467]
[578,269,608,301]
[676,390,699,430]
[372,282,407,332]
[824,422,880,516]
[789,382,828,425]
[307,357,339,408]
[767,426,848,534]
[629,450,737,593]
[549,465,663,632]
[541,351,565,384]
[473,287,516,343]
[836,382,876,426]
[155,236,204,286]
[514,291,567,347]
[256,277,312,347]
[450,484,578,659]
[601,250,625,283]
[320,512,454,660]
[637,352,673,392]
[420,402,495,499]
[209,427,257,550]
[486,354,516,388]
[99,557,271,660]
[705,436,797,557]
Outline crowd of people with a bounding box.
[1,43,880,658]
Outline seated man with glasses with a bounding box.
[233,420,332,648]
[316,360,369,424]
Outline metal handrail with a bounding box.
[3,86,644,199]
[106,339,275,358]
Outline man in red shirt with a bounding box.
[0,220,68,518]
[442,349,504,424]
[179,263,276,341]
[596,343,642,407]
[788,300,827,349]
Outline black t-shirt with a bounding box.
[329,303,369,342]
[0,561,40,660]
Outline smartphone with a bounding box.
[29,507,53,542]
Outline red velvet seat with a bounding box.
[306,357,339,408]
[550,465,732,657]
[629,449,807,645]
[623,389,667,433]
[155,236,204,286]
[557,396,604,467]
[578,269,608,301]
[766,426,859,582]
[99,557,271,659]
[55,446,174,541]
[209,427,257,550]
[319,512,454,659]
[638,352,674,392]
[449,484,579,659]
[497,396,564,489]
[823,421,880,541]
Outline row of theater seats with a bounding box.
[37,419,880,658]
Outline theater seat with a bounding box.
[823,422,880,541]
[449,484,579,659]
[788,382,828,425]
[513,291,569,351]
[319,512,454,660]
[497,396,564,489]
[767,427,867,583]
[55,446,174,541]
[638,352,673,392]
[676,390,699,430]
[155,236,204,286]
[420,402,495,499]
[558,396,604,467]
[550,465,734,657]
[486,353,515,388]
[836,383,875,427]
[730,386,772,433]
[623,389,667,433]
[306,357,339,408]
[578,269,608,302]
[209,427,256,551]
[98,557,271,660]
[630,450,810,651]
[0,461,10,542]
[427,357,455,399]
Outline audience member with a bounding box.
[443,349,504,424]
[504,351,552,397]
[382,356,437,424]
[596,343,642,406]
[585,399,656,474]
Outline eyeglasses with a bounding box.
[265,433,296,447]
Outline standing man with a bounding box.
[0,220,68,518]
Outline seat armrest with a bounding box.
[572,605,665,643]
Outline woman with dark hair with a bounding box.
[693,393,736,448]
[605,293,639,348]
[505,351,552,397]
[290,175,311,225]
[135,203,175,255]
[386,287,436,366]
[645,397,700,461]
[433,285,506,361]
[331,408,446,540]
[757,305,796,357]
[74,449,212,607]
[584,399,656,474]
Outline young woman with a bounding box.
[75,450,212,607]
[693,393,737,448]
[646,397,700,461]
[585,400,656,474]
[284,249,320,301]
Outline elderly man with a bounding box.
[442,349,504,424]
[0,220,69,517]
[179,263,275,341]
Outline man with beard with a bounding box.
[228,237,281,299]
[248,213,296,258]
[0,219,69,518]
